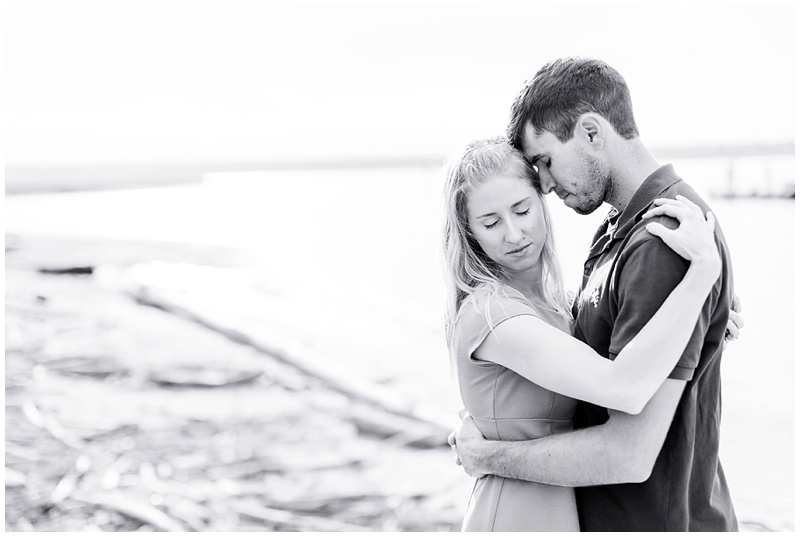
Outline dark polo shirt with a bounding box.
[572,164,738,531]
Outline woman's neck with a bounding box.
[502,268,545,303]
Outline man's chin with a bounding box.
[566,196,602,216]
[572,206,596,215]
[566,200,597,215]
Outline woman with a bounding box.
[441,137,722,531]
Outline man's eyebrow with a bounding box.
[476,197,531,219]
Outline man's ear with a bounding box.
[575,114,604,149]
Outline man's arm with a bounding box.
[453,379,686,486]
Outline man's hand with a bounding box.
[447,409,488,479]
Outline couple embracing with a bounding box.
[442,57,740,532]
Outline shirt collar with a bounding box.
[584,164,682,260]
[612,163,683,240]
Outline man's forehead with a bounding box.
[522,124,563,158]
[521,123,547,158]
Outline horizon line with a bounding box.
[5,142,795,196]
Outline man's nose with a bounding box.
[538,172,556,194]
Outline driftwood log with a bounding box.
[124,276,453,448]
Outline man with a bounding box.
[450,57,738,531]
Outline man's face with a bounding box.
[521,123,611,215]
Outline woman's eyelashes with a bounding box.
[483,208,531,229]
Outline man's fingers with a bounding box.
[447,431,456,447]
[458,408,469,420]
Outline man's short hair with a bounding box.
[507,57,640,149]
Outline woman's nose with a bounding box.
[505,221,524,243]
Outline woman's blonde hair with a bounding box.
[441,136,571,344]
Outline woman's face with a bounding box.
[466,172,548,276]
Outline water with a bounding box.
[4,161,795,530]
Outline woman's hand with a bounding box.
[724,293,744,349]
[642,195,721,279]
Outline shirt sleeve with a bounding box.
[455,288,541,365]
[608,231,719,381]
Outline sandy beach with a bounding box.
[5,235,472,531]
[5,223,793,531]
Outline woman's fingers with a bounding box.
[732,293,743,313]
[642,203,698,221]
[643,199,715,231]
[728,309,744,331]
[674,195,703,213]
[725,318,740,341]
[644,221,671,242]
[653,195,704,215]
[733,295,741,313]
[705,211,716,232]
[652,195,701,209]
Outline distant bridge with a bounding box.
[651,142,794,159]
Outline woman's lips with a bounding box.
[508,243,531,255]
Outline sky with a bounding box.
[5,0,796,168]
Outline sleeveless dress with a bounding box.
[452,285,580,532]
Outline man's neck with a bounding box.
[606,138,661,212]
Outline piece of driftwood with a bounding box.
[5,467,27,487]
[38,266,95,275]
[160,497,211,532]
[44,355,128,379]
[229,499,373,532]
[21,400,84,449]
[51,472,82,504]
[5,442,41,462]
[207,449,365,480]
[82,423,140,442]
[343,403,450,448]
[148,364,263,388]
[128,284,452,446]
[71,492,188,532]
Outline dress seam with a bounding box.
[491,368,501,439]
[490,477,505,531]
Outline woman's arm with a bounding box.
[475,196,721,415]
